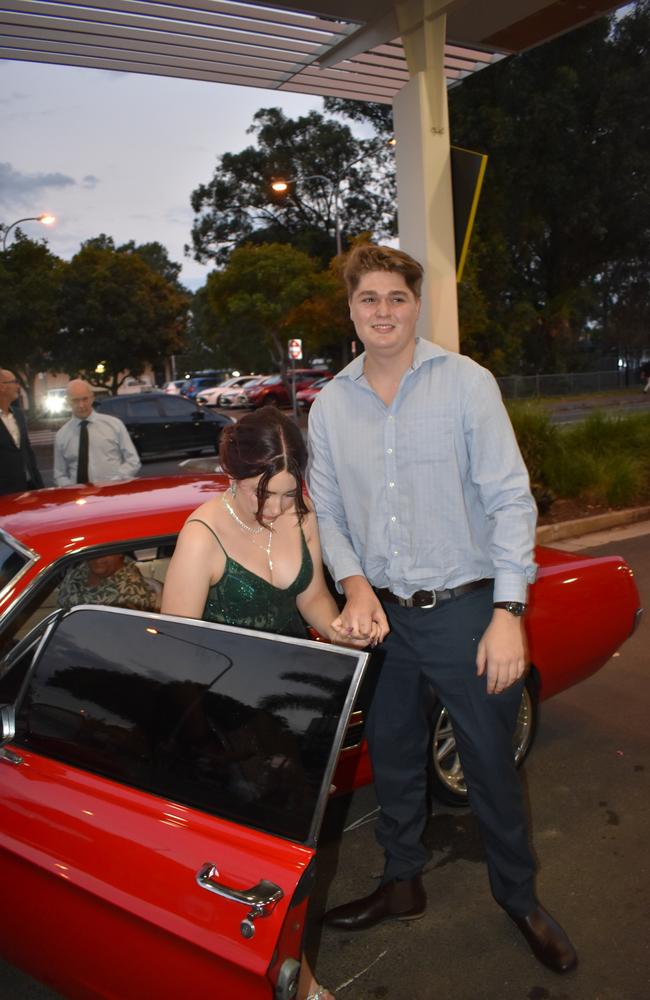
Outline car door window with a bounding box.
[159,396,196,416]
[12,607,368,844]
[125,397,161,419]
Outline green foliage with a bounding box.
[448,3,650,372]
[204,242,344,371]
[0,234,65,403]
[508,405,650,509]
[189,107,396,266]
[56,239,189,392]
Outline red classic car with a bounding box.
[0,479,641,999]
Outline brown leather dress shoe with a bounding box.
[323,876,426,931]
[510,904,578,973]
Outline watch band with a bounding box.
[493,601,527,617]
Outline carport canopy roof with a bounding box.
[0,1,627,103]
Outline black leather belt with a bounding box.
[375,578,492,609]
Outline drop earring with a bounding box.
[230,481,237,497]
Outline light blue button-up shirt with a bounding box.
[307,339,537,603]
[53,411,141,486]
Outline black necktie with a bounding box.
[77,419,89,483]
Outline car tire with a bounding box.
[429,673,539,806]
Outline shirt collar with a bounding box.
[335,337,449,381]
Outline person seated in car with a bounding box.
[58,553,159,612]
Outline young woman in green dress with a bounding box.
[162,406,385,1000]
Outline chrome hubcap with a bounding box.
[433,686,534,798]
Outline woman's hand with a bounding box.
[332,576,390,647]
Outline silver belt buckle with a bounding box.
[419,590,437,609]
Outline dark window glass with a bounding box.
[160,396,196,416]
[125,398,160,419]
[98,399,126,418]
[13,609,362,843]
[0,540,29,592]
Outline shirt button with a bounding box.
[387,448,393,454]
[393,550,399,555]
[391,515,397,522]
[388,415,394,421]
[389,481,395,488]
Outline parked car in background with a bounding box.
[241,370,330,409]
[181,372,235,400]
[94,392,232,458]
[118,375,156,395]
[163,380,187,395]
[296,375,333,411]
[198,375,266,408]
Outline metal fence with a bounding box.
[496,369,638,399]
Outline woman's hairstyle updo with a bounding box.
[219,406,309,525]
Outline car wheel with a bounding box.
[429,674,538,806]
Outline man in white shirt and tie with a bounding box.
[53,379,141,486]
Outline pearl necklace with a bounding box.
[222,494,273,572]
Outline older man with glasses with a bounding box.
[0,368,44,496]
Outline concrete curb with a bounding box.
[536,505,650,544]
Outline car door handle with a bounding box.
[196,863,283,939]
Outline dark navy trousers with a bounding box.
[366,585,537,917]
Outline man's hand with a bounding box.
[331,575,390,647]
[476,609,528,694]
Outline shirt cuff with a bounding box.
[492,571,532,604]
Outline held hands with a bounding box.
[476,609,528,694]
[330,577,390,648]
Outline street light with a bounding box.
[2,213,56,251]
[271,174,343,256]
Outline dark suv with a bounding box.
[95,392,233,458]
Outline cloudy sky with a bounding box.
[1,59,322,290]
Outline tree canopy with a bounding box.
[189,107,396,266]
[324,4,650,372]
[54,237,189,392]
[0,234,65,402]
[202,242,352,372]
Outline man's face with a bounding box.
[87,554,124,579]
[0,370,20,411]
[349,270,421,359]
[68,385,94,419]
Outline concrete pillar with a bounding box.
[393,4,459,350]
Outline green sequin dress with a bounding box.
[187,519,313,638]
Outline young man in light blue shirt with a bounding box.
[307,244,576,974]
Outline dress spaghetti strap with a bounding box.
[186,518,228,557]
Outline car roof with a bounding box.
[0,475,229,561]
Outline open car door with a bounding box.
[0,607,369,1000]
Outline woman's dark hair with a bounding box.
[219,406,309,525]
